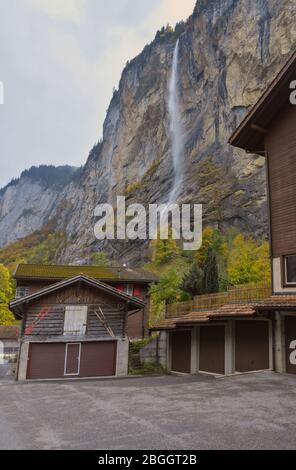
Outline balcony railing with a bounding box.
[165,283,272,318]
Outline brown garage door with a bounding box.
[235,320,269,372]
[27,341,117,379]
[199,325,225,374]
[27,343,65,379]
[80,341,116,377]
[285,316,296,374]
[171,330,191,373]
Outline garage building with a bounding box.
[152,303,274,376]
[10,274,145,381]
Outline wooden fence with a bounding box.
[165,284,272,318]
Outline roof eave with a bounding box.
[10,275,145,312]
[229,49,296,153]
[14,275,156,283]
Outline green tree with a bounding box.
[196,227,227,268]
[150,269,183,305]
[0,264,14,325]
[182,262,204,297]
[203,247,219,294]
[91,252,110,267]
[149,269,183,326]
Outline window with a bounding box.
[285,255,296,284]
[16,286,29,298]
[124,284,133,296]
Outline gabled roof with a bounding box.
[229,50,296,153]
[14,264,159,283]
[10,274,145,315]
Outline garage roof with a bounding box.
[253,295,296,310]
[151,303,256,330]
[14,263,159,283]
[176,304,256,325]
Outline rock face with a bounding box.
[1,0,296,265]
[0,166,79,248]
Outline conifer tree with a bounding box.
[203,247,219,294]
[182,262,204,297]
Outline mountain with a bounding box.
[0,165,80,249]
[1,0,296,266]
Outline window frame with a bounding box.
[16,286,30,298]
[283,254,296,287]
[124,284,133,296]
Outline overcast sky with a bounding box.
[0,0,195,188]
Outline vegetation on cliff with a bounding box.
[0,224,66,272]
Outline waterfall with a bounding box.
[167,39,184,204]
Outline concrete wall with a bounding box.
[17,341,29,380]
[116,338,129,376]
[274,311,296,374]
[139,332,168,368]
[273,257,296,293]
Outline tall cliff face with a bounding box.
[0,166,79,249]
[1,0,296,265]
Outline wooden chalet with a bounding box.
[10,273,145,380]
[13,263,158,339]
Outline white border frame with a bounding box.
[64,342,81,376]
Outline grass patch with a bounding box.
[129,360,166,376]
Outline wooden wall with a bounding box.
[23,283,127,339]
[265,103,296,257]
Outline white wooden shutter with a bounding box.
[63,306,88,335]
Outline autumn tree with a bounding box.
[0,264,14,325]
[227,234,270,285]
[196,227,227,268]
[151,227,180,265]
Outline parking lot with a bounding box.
[0,372,295,450]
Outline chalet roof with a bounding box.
[14,263,159,283]
[0,326,20,340]
[10,274,145,316]
[229,49,296,153]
